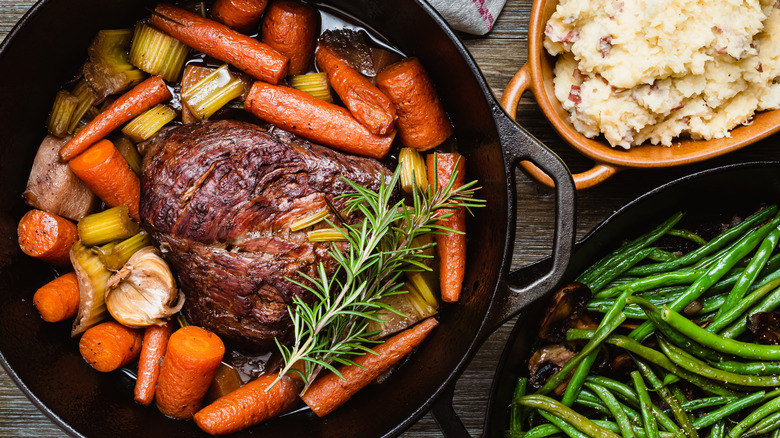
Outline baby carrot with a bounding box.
[316,44,396,135]
[244,81,394,159]
[68,139,140,221]
[134,321,174,406]
[301,317,439,417]
[376,57,453,151]
[261,0,318,76]
[59,76,171,161]
[194,373,301,435]
[155,326,225,420]
[17,209,78,266]
[150,4,289,84]
[427,153,466,302]
[78,321,143,372]
[211,0,267,33]
[33,272,80,322]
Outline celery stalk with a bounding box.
[290,209,329,231]
[77,206,140,246]
[121,104,177,142]
[129,22,189,82]
[47,90,78,137]
[307,228,348,242]
[113,136,142,174]
[99,231,153,270]
[84,28,146,100]
[68,80,97,134]
[289,72,333,102]
[399,148,428,193]
[181,64,244,120]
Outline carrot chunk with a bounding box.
[376,57,453,150]
[261,0,318,76]
[59,76,171,161]
[211,0,268,33]
[33,272,80,322]
[150,4,289,84]
[301,317,439,417]
[18,209,78,266]
[244,81,394,159]
[134,321,174,406]
[427,153,466,302]
[69,139,140,222]
[194,373,301,435]
[155,326,225,419]
[78,321,143,372]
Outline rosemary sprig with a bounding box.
[273,163,483,393]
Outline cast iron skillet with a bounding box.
[0,0,576,437]
[470,162,780,437]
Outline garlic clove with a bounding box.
[105,246,184,327]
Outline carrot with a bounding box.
[301,317,439,417]
[427,153,466,302]
[134,321,174,406]
[376,57,453,151]
[155,325,225,420]
[59,76,171,161]
[150,4,289,84]
[78,321,143,372]
[68,139,141,222]
[194,373,301,434]
[244,81,394,159]
[210,0,268,33]
[261,0,318,76]
[33,272,80,322]
[316,44,396,135]
[17,209,78,266]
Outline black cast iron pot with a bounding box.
[0,0,577,437]
[477,161,780,437]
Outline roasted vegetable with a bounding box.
[84,29,146,101]
[70,241,112,336]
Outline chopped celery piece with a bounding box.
[307,228,348,242]
[407,270,439,308]
[47,90,78,137]
[68,81,97,134]
[113,136,142,174]
[129,22,189,81]
[84,28,146,100]
[71,241,111,336]
[78,205,140,246]
[99,231,153,270]
[399,148,428,193]
[289,72,333,102]
[121,104,176,142]
[181,65,244,120]
[290,209,329,231]
[411,233,435,266]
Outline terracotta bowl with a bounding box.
[501,0,780,190]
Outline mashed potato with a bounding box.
[544,0,780,148]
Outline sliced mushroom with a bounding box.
[105,247,184,327]
[748,312,780,345]
[528,343,577,389]
[538,282,597,343]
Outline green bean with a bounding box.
[638,285,689,299]
[708,420,725,438]
[508,377,528,434]
[631,217,780,341]
[659,338,780,387]
[649,249,680,262]
[537,410,589,438]
[539,291,629,396]
[667,229,708,246]
[743,411,780,437]
[584,383,636,438]
[561,349,599,407]
[660,304,780,360]
[626,206,777,277]
[568,330,742,397]
[596,270,706,299]
[727,394,780,437]
[524,420,678,438]
[711,359,780,375]
[583,375,678,433]
[690,390,765,428]
[719,283,780,339]
[680,397,735,412]
[575,396,612,416]
[578,212,685,285]
[707,252,780,297]
[631,371,660,438]
[589,247,658,293]
[515,395,622,438]
[633,358,695,438]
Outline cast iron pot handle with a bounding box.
[429,104,576,437]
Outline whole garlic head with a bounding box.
[105,247,184,327]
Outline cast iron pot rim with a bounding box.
[0,1,556,437]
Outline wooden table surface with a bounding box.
[1,1,779,437]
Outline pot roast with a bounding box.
[140,120,391,348]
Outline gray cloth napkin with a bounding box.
[427,0,507,35]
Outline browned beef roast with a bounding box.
[140,120,391,348]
